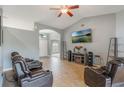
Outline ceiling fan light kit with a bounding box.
[61,8,68,13]
[50,5,79,17]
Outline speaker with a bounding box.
[87,52,93,66]
[68,50,72,61]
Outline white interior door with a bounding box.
[51,40,60,54]
[39,39,48,57]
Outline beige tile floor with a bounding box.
[3,56,87,87]
[40,56,87,87]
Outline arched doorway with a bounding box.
[39,29,61,58]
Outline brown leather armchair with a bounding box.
[84,59,124,87]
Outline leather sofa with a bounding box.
[84,59,124,87]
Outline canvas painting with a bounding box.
[72,28,92,43]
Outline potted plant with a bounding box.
[74,46,83,53]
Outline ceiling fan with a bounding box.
[50,5,79,17]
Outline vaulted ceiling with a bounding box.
[1,5,124,30]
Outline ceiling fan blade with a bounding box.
[68,5,79,9]
[58,12,62,17]
[66,11,73,17]
[49,8,61,10]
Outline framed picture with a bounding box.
[72,28,92,43]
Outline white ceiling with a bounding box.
[1,5,124,30]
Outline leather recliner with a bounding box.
[84,59,124,87]
[14,58,53,87]
[11,52,43,80]
[11,52,42,70]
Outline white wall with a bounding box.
[0,47,2,86]
[64,14,116,65]
[116,10,124,57]
[3,27,39,70]
[0,8,3,70]
[0,8,3,87]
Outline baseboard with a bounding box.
[3,68,12,72]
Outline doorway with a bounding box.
[51,40,60,57]
[39,29,61,58]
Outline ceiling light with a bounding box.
[61,9,68,13]
[43,35,47,38]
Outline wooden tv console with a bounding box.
[72,52,84,64]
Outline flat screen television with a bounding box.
[72,28,92,43]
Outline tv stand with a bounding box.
[71,52,84,64]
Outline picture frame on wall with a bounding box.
[72,28,92,43]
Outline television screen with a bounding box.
[72,28,92,43]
